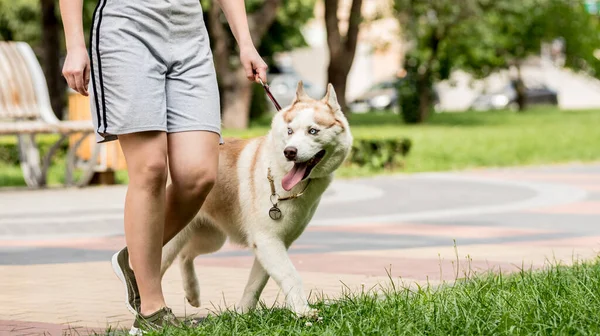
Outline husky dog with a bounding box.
[160,82,353,316]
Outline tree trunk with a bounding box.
[40,0,65,119]
[325,0,364,115]
[416,75,431,122]
[414,34,440,123]
[513,64,527,112]
[221,69,253,129]
[327,61,349,113]
[207,0,282,129]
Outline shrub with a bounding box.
[397,74,421,124]
[347,137,412,171]
[397,54,436,124]
[0,135,67,166]
[0,134,413,181]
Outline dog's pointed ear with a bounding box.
[292,81,310,104]
[322,83,341,111]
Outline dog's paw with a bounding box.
[294,306,319,319]
[186,296,200,308]
[234,306,250,315]
[234,300,257,315]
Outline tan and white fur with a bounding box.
[160,82,353,316]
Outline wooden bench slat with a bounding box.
[0,43,39,119]
[56,120,95,133]
[0,121,57,135]
[0,44,15,118]
[5,43,39,119]
[1,44,23,118]
[0,121,94,135]
[0,43,24,118]
[0,41,99,188]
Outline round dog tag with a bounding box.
[269,206,282,220]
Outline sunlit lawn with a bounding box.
[137,258,600,335]
[246,107,600,174]
[1,107,600,186]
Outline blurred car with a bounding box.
[470,83,558,111]
[349,79,440,113]
[349,80,397,113]
[266,71,324,111]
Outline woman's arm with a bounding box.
[217,0,268,83]
[59,0,90,96]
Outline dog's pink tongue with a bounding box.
[282,162,307,191]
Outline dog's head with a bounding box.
[271,81,353,191]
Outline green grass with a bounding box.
[237,107,600,174]
[398,108,600,173]
[2,108,600,186]
[0,158,130,187]
[0,161,69,187]
[138,258,600,335]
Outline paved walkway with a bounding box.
[1,164,600,335]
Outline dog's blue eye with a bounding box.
[309,128,319,135]
[287,128,293,135]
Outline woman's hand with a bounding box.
[62,46,90,96]
[214,0,267,82]
[240,44,268,83]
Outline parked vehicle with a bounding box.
[349,78,440,113]
[265,69,324,111]
[470,83,558,111]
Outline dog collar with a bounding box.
[267,167,311,220]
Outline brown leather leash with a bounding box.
[258,78,282,111]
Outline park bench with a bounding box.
[0,41,100,188]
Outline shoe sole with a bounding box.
[111,251,137,315]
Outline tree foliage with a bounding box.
[0,0,39,44]
[451,0,600,78]
[204,0,315,129]
[0,0,97,49]
[394,0,489,122]
[395,0,600,122]
[199,0,314,64]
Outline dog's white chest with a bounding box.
[257,179,329,243]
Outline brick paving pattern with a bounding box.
[1,163,599,335]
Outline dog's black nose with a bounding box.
[284,147,297,161]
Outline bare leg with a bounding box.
[119,131,169,315]
[162,131,219,245]
[119,130,218,316]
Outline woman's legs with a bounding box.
[119,130,220,316]
[119,131,169,315]
[163,131,220,244]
